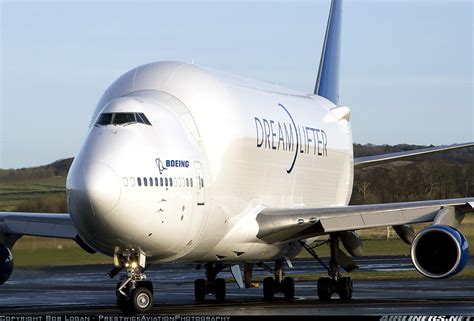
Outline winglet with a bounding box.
[314,0,343,105]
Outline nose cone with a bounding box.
[68,160,121,217]
[84,161,121,216]
[67,157,122,253]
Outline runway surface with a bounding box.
[1,256,473,316]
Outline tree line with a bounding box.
[351,144,474,204]
[0,158,73,182]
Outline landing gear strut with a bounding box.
[301,234,353,300]
[260,259,295,301]
[194,263,227,302]
[112,252,153,313]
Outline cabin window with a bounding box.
[130,177,135,187]
[143,177,148,187]
[149,177,153,186]
[165,178,168,187]
[160,177,163,186]
[186,178,189,187]
[137,177,142,187]
[122,177,128,187]
[155,177,159,186]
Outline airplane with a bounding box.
[0,0,473,314]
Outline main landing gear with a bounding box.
[260,259,295,301]
[110,252,153,313]
[194,263,227,302]
[301,234,354,300]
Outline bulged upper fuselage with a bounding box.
[66,61,353,263]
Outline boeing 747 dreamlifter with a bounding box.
[0,0,473,313]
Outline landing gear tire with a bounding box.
[194,279,206,302]
[317,277,333,300]
[263,277,275,301]
[282,277,295,301]
[131,286,153,314]
[215,278,226,302]
[337,277,353,300]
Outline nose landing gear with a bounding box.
[112,252,153,313]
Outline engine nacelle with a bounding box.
[0,244,13,284]
[411,225,469,279]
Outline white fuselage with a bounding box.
[66,61,353,263]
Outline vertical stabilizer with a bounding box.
[314,0,343,105]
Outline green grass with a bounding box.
[13,247,110,266]
[297,238,412,258]
[11,237,110,266]
[244,267,474,282]
[0,176,66,211]
[227,264,474,283]
[0,176,66,193]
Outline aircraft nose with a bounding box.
[84,161,121,216]
[67,155,123,253]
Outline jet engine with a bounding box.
[0,244,13,284]
[411,225,469,279]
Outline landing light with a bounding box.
[131,262,138,269]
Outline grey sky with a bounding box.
[1,0,472,168]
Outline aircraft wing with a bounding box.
[0,212,77,240]
[354,142,474,168]
[256,198,474,243]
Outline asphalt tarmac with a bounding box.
[0,256,473,316]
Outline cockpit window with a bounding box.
[96,113,113,126]
[137,113,152,125]
[114,113,135,125]
[95,112,152,126]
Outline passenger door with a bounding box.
[194,161,205,205]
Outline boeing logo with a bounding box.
[166,160,190,168]
[155,158,190,175]
[155,158,167,175]
[254,104,328,174]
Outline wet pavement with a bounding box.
[0,256,473,316]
